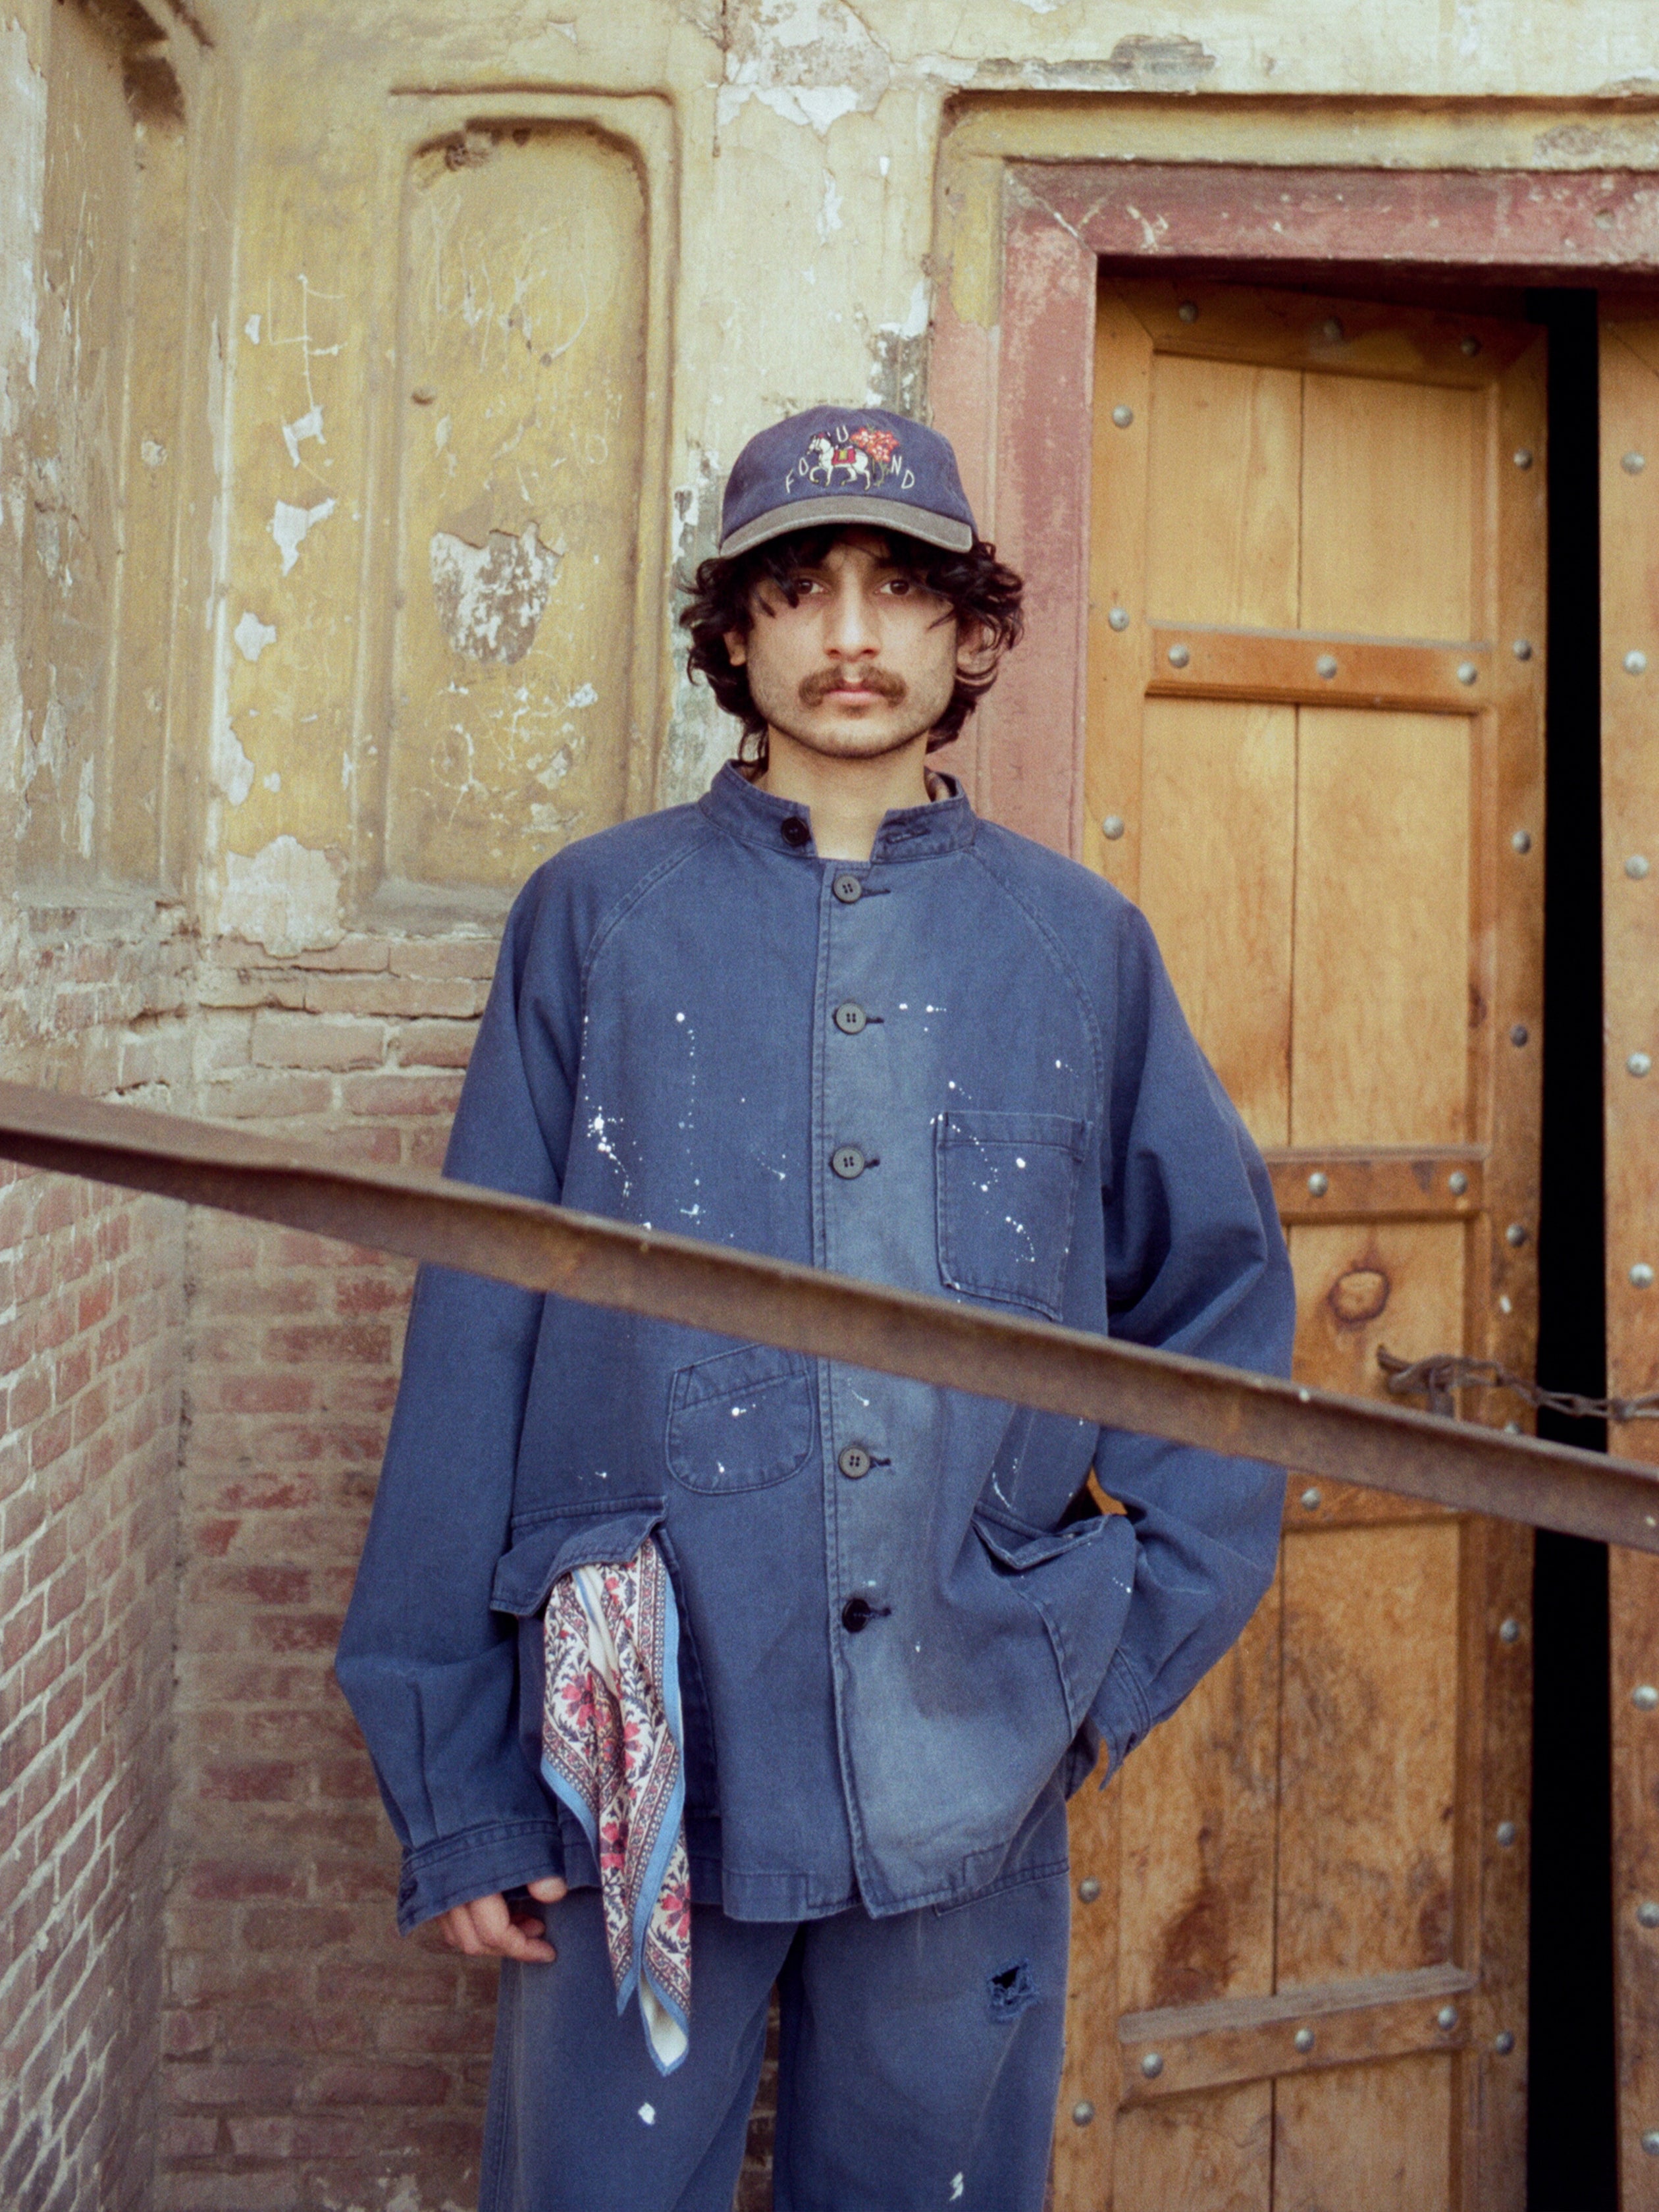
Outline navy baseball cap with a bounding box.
[718,406,977,558]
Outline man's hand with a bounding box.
[437,1875,567,1962]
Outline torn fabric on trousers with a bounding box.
[540,1540,691,2074]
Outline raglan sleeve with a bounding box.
[334,869,579,1931]
[1087,904,1298,1779]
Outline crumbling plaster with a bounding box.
[178,0,1659,939]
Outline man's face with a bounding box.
[725,531,969,761]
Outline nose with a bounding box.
[822,578,880,661]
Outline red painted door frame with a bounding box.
[931,158,1659,852]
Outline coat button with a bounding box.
[781,817,810,847]
[837,1443,873,1479]
[831,873,863,904]
[841,1596,877,1632]
[833,1002,868,1035]
[830,1145,867,1179]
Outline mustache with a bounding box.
[799,666,907,706]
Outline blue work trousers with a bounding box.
[478,1798,1070,2212]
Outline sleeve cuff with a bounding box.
[396,1820,566,1934]
[1088,1646,1153,1783]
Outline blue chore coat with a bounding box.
[336,765,1297,1935]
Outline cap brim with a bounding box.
[718,495,974,559]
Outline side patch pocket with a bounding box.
[666,1343,817,1496]
[935,1110,1087,1320]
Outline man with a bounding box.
[337,404,1296,2211]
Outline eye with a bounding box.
[883,576,914,596]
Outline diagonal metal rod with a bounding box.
[1,1078,1656,1554]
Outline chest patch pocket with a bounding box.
[666,1343,817,1495]
[935,1110,1088,1321]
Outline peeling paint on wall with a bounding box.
[211,716,254,805]
[663,442,731,806]
[270,495,336,574]
[719,0,891,134]
[280,400,324,466]
[429,524,561,664]
[74,755,93,858]
[1103,34,1219,88]
[234,610,277,662]
[862,278,930,415]
[220,832,344,955]
[0,23,45,450]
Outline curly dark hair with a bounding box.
[679,525,1025,758]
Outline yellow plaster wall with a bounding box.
[171,0,1659,960]
[12,2,1659,941]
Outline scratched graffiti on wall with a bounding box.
[386,124,648,889]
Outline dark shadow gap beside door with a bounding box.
[1527,284,1617,2212]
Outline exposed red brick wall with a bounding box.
[158,932,503,2212]
[1,907,191,2212]
[0,908,780,2211]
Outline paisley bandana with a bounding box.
[540,1540,692,2074]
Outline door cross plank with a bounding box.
[1119,1964,1477,2103]
[1265,1146,1486,1222]
[1147,623,1492,713]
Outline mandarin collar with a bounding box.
[697,759,976,863]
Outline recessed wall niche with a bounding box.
[386,122,648,893]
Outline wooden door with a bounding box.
[1055,279,1546,2211]
[1600,298,1659,2211]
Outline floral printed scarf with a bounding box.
[540,1540,692,2074]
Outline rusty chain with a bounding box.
[1379,1347,1659,1426]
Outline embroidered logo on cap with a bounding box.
[786,421,915,497]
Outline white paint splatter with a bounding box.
[211,717,255,807]
[262,770,281,794]
[244,313,261,344]
[270,497,336,575]
[234,610,278,662]
[637,2103,656,2125]
[140,438,167,469]
[220,834,344,956]
[567,682,597,709]
[281,401,325,467]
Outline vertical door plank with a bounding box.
[1085,288,1154,898]
[1115,2084,1271,2212]
[1600,306,1659,2211]
[1144,353,1301,630]
[1291,709,1472,1148]
[1273,2054,1454,2212]
[1138,699,1296,1150]
[1118,1575,1282,2016]
[1300,376,1477,640]
[1460,335,1545,2212]
[1277,1521,1462,1989]
[1055,1767,1122,2206]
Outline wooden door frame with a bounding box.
[931,105,1659,859]
[927,102,1659,2211]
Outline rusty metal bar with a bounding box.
[1,1079,1656,1553]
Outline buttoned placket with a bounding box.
[810,842,941,1885]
